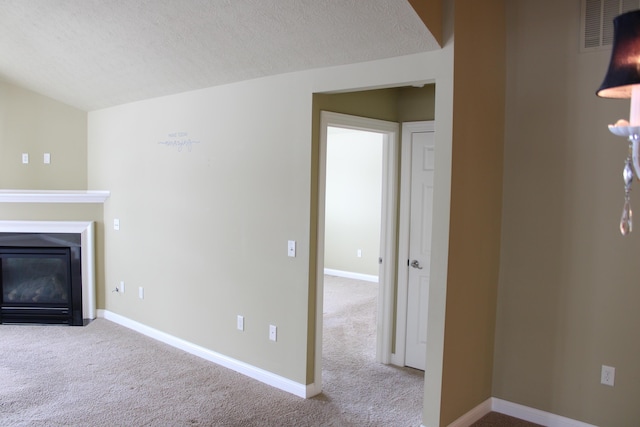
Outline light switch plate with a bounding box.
[113,219,120,231]
[287,240,296,257]
[44,153,51,164]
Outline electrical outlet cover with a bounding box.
[601,365,615,386]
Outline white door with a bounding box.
[404,128,435,371]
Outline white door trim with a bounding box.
[315,111,399,391]
[393,120,435,367]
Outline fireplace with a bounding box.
[0,221,96,326]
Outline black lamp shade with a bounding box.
[597,10,640,98]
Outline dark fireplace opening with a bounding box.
[0,233,83,326]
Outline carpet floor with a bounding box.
[0,275,425,426]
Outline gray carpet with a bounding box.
[0,275,424,426]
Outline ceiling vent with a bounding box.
[581,0,640,51]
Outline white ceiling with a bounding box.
[0,0,439,111]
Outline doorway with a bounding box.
[315,111,399,392]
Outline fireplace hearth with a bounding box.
[0,221,96,326]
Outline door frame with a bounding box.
[315,111,399,391]
[392,120,435,367]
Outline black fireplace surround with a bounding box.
[0,232,83,325]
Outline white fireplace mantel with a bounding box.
[0,190,110,203]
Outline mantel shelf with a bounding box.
[0,190,110,203]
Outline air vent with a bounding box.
[581,0,640,51]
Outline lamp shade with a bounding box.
[597,10,640,99]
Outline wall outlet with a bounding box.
[237,315,244,331]
[269,324,277,341]
[119,281,125,293]
[43,153,51,164]
[601,365,615,386]
[21,153,29,164]
[138,286,144,299]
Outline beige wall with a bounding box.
[494,1,640,425]
[313,86,436,124]
[0,81,87,189]
[88,54,448,395]
[324,129,383,277]
[0,81,105,309]
[408,0,443,47]
[440,0,506,425]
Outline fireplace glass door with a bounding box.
[0,247,74,324]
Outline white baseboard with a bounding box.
[445,397,598,427]
[492,398,597,427]
[324,268,378,283]
[446,398,493,427]
[97,310,316,399]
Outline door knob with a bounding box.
[410,259,423,269]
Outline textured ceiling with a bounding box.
[0,0,439,111]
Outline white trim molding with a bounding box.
[0,189,110,203]
[446,397,598,427]
[98,310,313,399]
[446,398,493,427]
[323,268,379,283]
[492,398,598,427]
[316,111,400,394]
[0,220,96,320]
